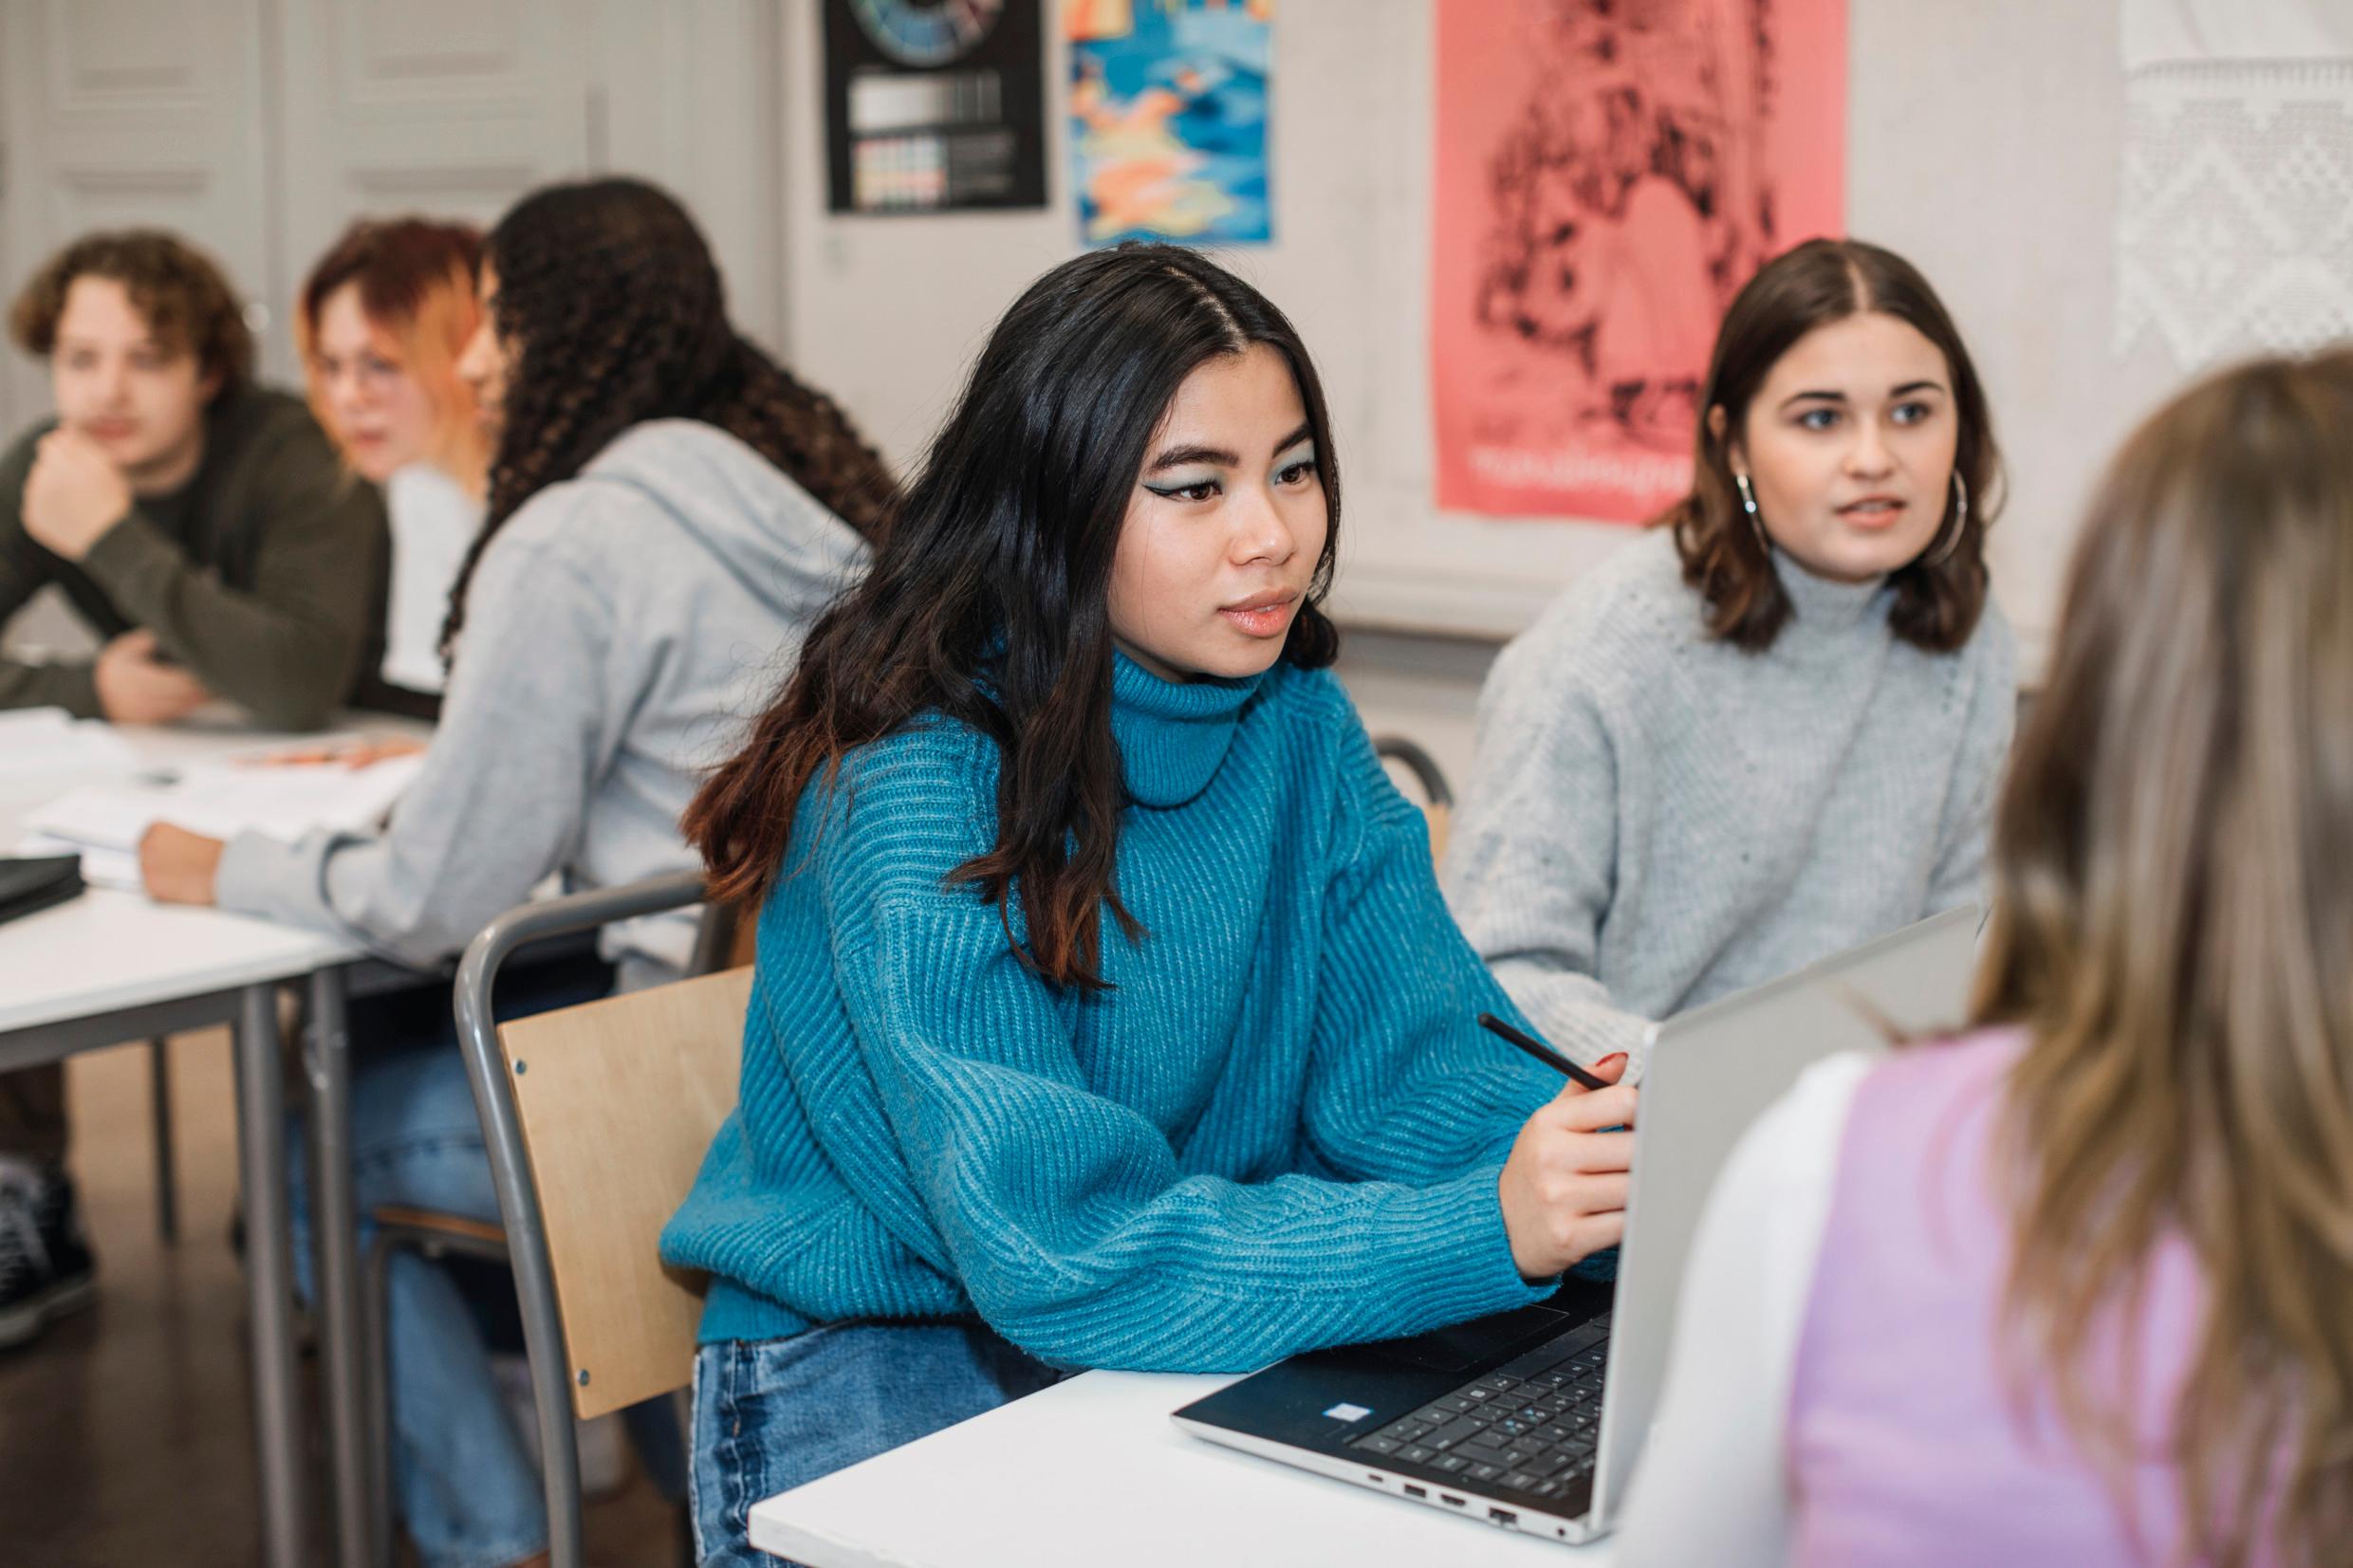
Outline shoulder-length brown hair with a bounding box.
[296,217,490,496]
[686,243,1342,993]
[1660,237,1999,654]
[1973,349,2353,1566]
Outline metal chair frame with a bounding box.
[1369,734,1454,810]
[350,870,713,1568]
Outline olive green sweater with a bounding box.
[0,384,387,729]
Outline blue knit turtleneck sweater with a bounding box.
[661,654,1564,1372]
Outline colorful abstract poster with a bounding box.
[1432,0,1846,522]
[1066,0,1273,246]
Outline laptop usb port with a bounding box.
[1489,1508,1519,1526]
[1402,1485,1427,1499]
[1440,1494,1466,1508]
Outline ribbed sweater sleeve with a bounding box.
[805,734,1555,1374]
[1304,719,1569,1182]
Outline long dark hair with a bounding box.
[440,177,898,655]
[1660,237,2000,653]
[687,243,1343,991]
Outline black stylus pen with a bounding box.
[1477,1011,1611,1091]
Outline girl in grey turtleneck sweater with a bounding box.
[1445,239,2016,1069]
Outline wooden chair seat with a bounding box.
[368,1205,507,1248]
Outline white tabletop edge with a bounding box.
[747,1367,1616,1568]
[0,893,360,1035]
[0,713,412,1037]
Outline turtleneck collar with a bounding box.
[1770,547,1890,637]
[1111,651,1263,808]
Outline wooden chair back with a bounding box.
[494,965,751,1419]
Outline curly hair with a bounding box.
[440,177,899,655]
[9,229,254,397]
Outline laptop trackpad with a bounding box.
[1349,1303,1569,1374]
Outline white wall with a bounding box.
[1846,0,2173,678]
[0,1,2203,784]
[775,0,2190,778]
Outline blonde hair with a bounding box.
[1974,349,2353,1566]
[296,217,488,495]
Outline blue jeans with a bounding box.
[690,1321,1067,1567]
[289,953,615,1568]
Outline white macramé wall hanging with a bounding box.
[2116,0,2353,367]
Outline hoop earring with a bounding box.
[1733,470,1769,554]
[1921,470,1970,570]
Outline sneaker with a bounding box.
[0,1160,97,1350]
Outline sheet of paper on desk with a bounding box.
[0,708,139,779]
[170,755,428,837]
[19,752,427,878]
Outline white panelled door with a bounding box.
[272,0,594,384]
[0,0,271,431]
[0,0,783,431]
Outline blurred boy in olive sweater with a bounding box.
[0,230,384,1347]
[0,229,385,729]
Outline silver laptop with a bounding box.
[1173,906,1980,1544]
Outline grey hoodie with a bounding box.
[215,419,868,984]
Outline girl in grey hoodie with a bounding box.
[140,178,897,1568]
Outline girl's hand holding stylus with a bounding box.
[1497,1054,1636,1280]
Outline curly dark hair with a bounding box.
[440,177,899,655]
[9,229,254,397]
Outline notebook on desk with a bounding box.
[1173,906,1980,1546]
[0,855,84,926]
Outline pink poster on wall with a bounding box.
[1432,0,1846,522]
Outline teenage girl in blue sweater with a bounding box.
[661,244,1636,1564]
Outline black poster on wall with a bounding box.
[823,0,1048,214]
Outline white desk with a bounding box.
[0,878,348,1043]
[0,711,418,1568]
[750,1369,1618,1567]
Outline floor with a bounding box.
[0,1027,684,1566]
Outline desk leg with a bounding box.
[236,981,307,1568]
[306,968,372,1568]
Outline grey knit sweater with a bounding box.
[1442,527,2015,1066]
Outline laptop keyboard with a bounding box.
[1345,1314,1610,1505]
